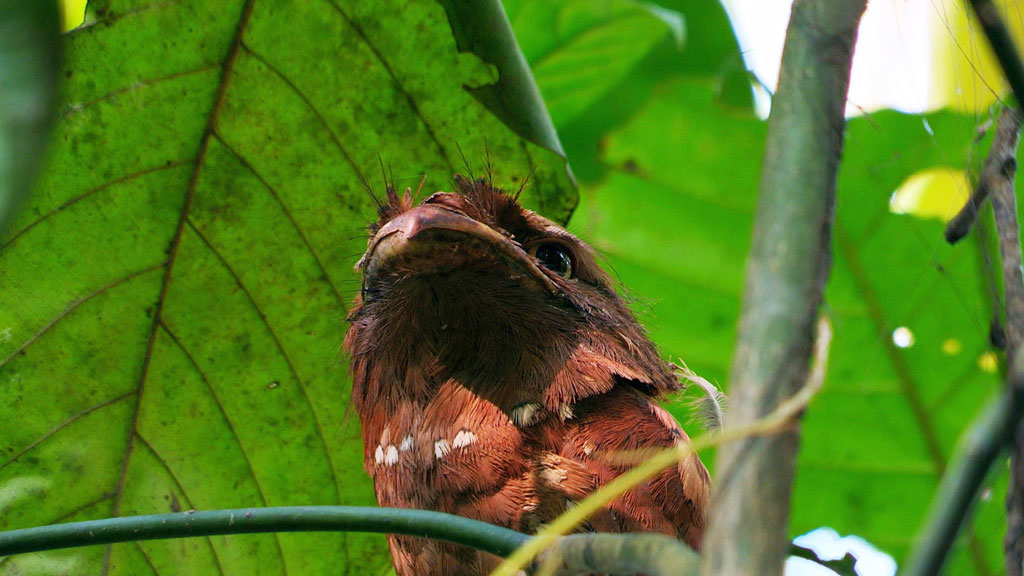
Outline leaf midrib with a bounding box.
[102,2,260,575]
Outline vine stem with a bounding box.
[0,506,526,559]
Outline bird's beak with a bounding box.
[358,204,560,294]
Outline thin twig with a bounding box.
[931,104,1024,575]
[958,3,1024,573]
[946,110,1022,243]
[790,543,858,576]
[986,107,1024,576]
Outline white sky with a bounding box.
[722,0,944,117]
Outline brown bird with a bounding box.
[344,176,710,576]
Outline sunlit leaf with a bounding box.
[0,1,572,574]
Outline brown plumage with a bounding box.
[344,176,710,575]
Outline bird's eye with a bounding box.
[530,243,573,279]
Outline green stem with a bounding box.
[0,506,528,559]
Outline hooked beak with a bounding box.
[357,204,559,294]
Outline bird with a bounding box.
[344,175,711,576]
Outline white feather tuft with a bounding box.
[673,360,727,432]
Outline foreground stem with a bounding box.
[0,507,527,559]
[700,2,866,575]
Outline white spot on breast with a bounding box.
[384,445,399,466]
[558,403,574,420]
[452,429,477,449]
[374,445,384,465]
[399,435,414,452]
[511,402,542,427]
[434,439,451,459]
[583,442,595,456]
[540,466,567,485]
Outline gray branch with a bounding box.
[699,1,867,575]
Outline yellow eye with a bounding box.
[530,243,573,279]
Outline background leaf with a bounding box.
[0,1,571,574]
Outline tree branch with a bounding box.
[700,1,866,575]
[536,532,699,576]
[948,1,1024,570]
[946,109,1021,243]
[0,506,528,559]
[0,507,699,576]
[990,108,1024,576]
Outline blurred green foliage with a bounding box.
[0,1,1011,574]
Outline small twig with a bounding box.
[934,104,1024,575]
[790,542,858,576]
[946,109,1021,243]
[988,108,1024,363]
[535,533,699,576]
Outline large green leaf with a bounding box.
[0,1,572,574]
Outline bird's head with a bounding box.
[344,176,679,412]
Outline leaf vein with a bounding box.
[60,66,218,118]
[238,45,364,184]
[185,218,342,505]
[103,1,259,574]
[1,160,193,251]
[158,320,286,575]
[324,0,455,173]
[837,224,993,576]
[132,434,230,576]
[212,132,347,312]
[0,263,165,370]
[0,391,135,472]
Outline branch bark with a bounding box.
[990,108,1024,576]
[954,0,1024,571]
[699,2,866,575]
[536,533,699,576]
